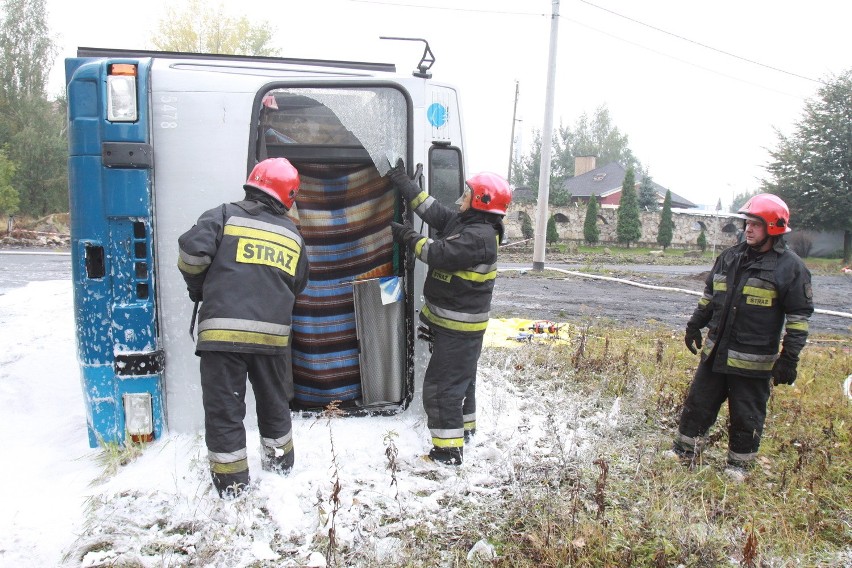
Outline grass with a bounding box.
[395,326,852,567]
[502,243,849,276]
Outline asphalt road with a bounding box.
[0,249,72,296]
[2,249,849,336]
[492,266,852,336]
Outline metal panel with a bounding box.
[353,277,405,405]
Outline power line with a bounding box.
[578,0,824,84]
[565,17,807,100]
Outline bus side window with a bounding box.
[428,145,464,210]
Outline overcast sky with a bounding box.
[46,0,850,209]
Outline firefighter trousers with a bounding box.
[676,359,771,466]
[199,350,294,476]
[423,327,483,458]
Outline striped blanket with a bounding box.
[290,163,396,407]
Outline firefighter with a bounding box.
[674,193,813,476]
[178,158,310,498]
[388,163,512,465]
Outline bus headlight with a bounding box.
[107,64,137,122]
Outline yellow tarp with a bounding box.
[484,318,572,348]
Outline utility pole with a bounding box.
[533,0,560,271]
[507,80,519,182]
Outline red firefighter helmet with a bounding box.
[465,172,513,215]
[737,193,791,235]
[244,158,300,209]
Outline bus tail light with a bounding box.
[123,393,153,443]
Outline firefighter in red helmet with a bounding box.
[388,161,512,465]
[674,193,812,478]
[178,157,310,498]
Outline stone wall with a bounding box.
[506,203,741,250]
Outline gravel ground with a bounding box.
[493,253,852,337]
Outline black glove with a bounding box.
[684,327,703,355]
[390,221,422,248]
[771,352,798,385]
[387,159,423,202]
[188,287,203,302]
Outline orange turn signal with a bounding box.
[109,63,137,76]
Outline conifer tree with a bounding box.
[546,216,559,243]
[616,166,641,247]
[656,190,674,250]
[520,212,534,240]
[697,228,707,252]
[638,172,659,211]
[583,195,599,245]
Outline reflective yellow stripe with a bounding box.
[225,224,301,251]
[698,298,710,307]
[432,436,464,448]
[411,191,429,210]
[177,257,208,275]
[235,237,300,276]
[199,329,289,347]
[727,358,774,371]
[453,269,497,283]
[786,321,809,331]
[414,237,427,257]
[209,458,248,474]
[464,421,476,431]
[713,282,727,292]
[743,286,777,299]
[422,305,489,332]
[263,439,294,455]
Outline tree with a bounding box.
[0,0,66,217]
[697,228,707,252]
[5,96,68,215]
[616,166,641,246]
[553,106,641,177]
[550,187,572,207]
[520,213,534,240]
[0,0,55,102]
[638,172,659,211]
[151,0,280,56]
[761,69,852,262]
[546,216,559,243]
[513,105,641,191]
[511,129,563,200]
[583,195,600,245]
[0,148,19,217]
[656,190,674,250]
[731,190,760,212]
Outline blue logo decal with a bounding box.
[427,103,447,128]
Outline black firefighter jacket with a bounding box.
[178,199,310,355]
[405,190,504,336]
[687,239,813,377]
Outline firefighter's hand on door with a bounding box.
[390,221,421,248]
[387,159,422,202]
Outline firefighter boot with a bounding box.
[428,446,463,466]
[261,445,295,475]
[211,470,250,499]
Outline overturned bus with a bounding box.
[65,45,468,446]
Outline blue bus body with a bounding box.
[66,48,468,447]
